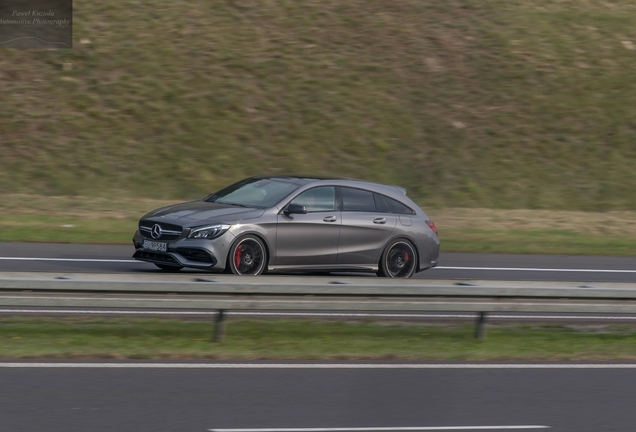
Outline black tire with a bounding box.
[155,264,183,272]
[377,239,418,278]
[227,235,268,275]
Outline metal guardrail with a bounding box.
[1,277,636,340]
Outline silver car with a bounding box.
[132,176,440,278]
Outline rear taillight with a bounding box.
[425,220,438,235]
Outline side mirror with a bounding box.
[284,203,307,216]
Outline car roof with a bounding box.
[252,175,346,183]
[252,175,408,197]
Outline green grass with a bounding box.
[3,317,636,361]
[4,1,636,210]
[5,218,636,256]
[0,215,136,244]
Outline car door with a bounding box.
[336,188,397,266]
[275,186,341,266]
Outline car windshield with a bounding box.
[205,178,300,208]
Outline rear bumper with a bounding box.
[416,237,440,272]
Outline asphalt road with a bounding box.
[2,243,636,432]
[0,363,634,432]
[1,242,636,282]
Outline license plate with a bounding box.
[142,240,167,252]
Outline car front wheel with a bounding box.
[377,239,418,278]
[227,235,268,275]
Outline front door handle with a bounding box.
[373,218,386,224]
[323,216,337,222]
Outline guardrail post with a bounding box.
[213,310,226,342]
[475,312,487,340]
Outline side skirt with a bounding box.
[267,264,378,273]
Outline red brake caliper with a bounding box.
[234,245,242,269]
[403,251,410,263]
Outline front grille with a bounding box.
[133,250,180,264]
[139,220,183,241]
[174,248,215,263]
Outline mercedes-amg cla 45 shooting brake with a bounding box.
[132,176,440,278]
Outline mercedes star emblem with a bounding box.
[151,224,163,239]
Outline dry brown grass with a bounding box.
[5,194,636,238]
[2,194,635,254]
[1,194,178,220]
[426,207,636,237]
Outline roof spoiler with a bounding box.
[392,186,407,195]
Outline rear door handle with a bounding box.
[373,218,386,224]
[323,216,337,222]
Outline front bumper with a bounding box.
[132,230,234,270]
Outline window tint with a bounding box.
[373,193,390,213]
[342,188,376,212]
[291,187,335,212]
[383,196,415,215]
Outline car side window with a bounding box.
[342,187,376,212]
[383,195,415,215]
[290,187,335,212]
[373,193,391,213]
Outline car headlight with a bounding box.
[187,224,231,239]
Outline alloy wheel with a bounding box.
[382,240,417,278]
[230,236,267,275]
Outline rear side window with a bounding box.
[290,187,335,212]
[373,194,390,213]
[383,195,415,215]
[342,187,376,212]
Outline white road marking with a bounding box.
[0,363,635,369]
[228,312,636,320]
[0,257,135,263]
[0,309,635,320]
[436,266,636,273]
[0,257,635,274]
[208,427,550,431]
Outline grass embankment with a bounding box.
[3,1,636,211]
[2,317,636,361]
[3,195,636,255]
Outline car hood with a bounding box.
[141,201,265,226]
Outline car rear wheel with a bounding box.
[155,264,183,272]
[377,239,417,278]
[228,235,268,276]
